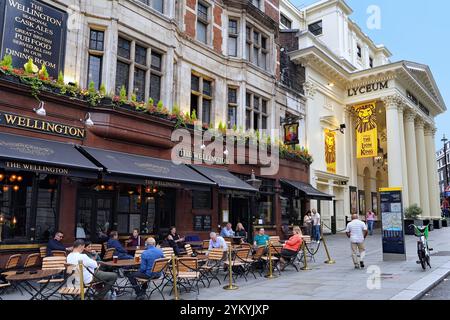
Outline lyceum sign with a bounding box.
[0,0,67,78]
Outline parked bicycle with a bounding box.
[409,224,432,270]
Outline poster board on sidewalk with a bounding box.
[380,187,406,261]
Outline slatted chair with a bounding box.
[36,256,68,299]
[246,246,266,278]
[184,244,206,261]
[23,253,40,270]
[162,247,174,259]
[261,243,282,275]
[299,235,315,262]
[39,247,47,258]
[224,247,252,282]
[0,254,22,295]
[176,257,202,295]
[103,248,115,261]
[51,250,67,257]
[58,264,89,300]
[135,258,170,300]
[89,244,103,253]
[103,242,108,252]
[199,248,224,287]
[269,236,281,245]
[195,240,210,255]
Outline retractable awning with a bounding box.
[280,179,334,201]
[80,147,215,189]
[190,165,258,194]
[0,132,101,178]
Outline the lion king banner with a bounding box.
[325,129,336,173]
[355,101,378,159]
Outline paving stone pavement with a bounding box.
[2,227,450,300]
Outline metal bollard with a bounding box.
[171,254,181,300]
[321,222,336,264]
[265,241,278,279]
[223,246,239,290]
[300,242,312,271]
[78,260,85,300]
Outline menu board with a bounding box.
[192,191,211,209]
[380,187,406,260]
[0,0,67,78]
[193,215,212,231]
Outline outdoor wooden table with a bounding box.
[6,269,63,300]
[100,260,141,268]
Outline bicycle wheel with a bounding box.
[417,242,426,270]
[425,253,431,268]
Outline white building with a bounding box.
[280,0,447,230]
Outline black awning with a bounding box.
[80,147,215,188]
[280,179,334,201]
[0,132,101,178]
[190,165,258,194]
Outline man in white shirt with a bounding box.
[312,209,321,243]
[345,214,369,269]
[208,232,228,252]
[67,240,118,299]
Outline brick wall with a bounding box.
[264,0,280,23]
[185,10,196,38]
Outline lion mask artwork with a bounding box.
[325,132,336,164]
[356,103,377,133]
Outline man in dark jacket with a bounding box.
[107,231,133,260]
[46,231,72,256]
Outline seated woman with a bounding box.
[280,226,303,270]
[235,223,248,243]
[167,226,185,256]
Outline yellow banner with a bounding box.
[355,102,378,158]
[325,129,336,174]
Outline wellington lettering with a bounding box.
[348,81,389,97]
[1,113,85,139]
[6,161,69,175]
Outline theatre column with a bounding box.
[404,110,421,207]
[425,126,441,219]
[415,118,430,218]
[382,96,404,188]
[398,104,409,206]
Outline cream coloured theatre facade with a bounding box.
[280,0,447,231]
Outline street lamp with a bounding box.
[442,135,449,190]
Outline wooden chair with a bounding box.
[184,244,206,261]
[51,250,67,257]
[269,236,281,244]
[136,258,170,300]
[224,247,252,282]
[300,235,315,262]
[103,242,108,252]
[37,256,68,296]
[176,257,202,295]
[23,253,40,270]
[162,247,174,259]
[58,264,89,300]
[103,248,115,261]
[199,248,224,287]
[2,254,21,273]
[39,247,47,258]
[89,244,103,253]
[261,243,282,275]
[247,246,266,278]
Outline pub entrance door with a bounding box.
[230,196,251,239]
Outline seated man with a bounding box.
[208,232,228,253]
[46,231,73,257]
[127,238,164,300]
[128,228,144,247]
[107,231,133,260]
[167,226,185,256]
[220,223,235,238]
[67,239,118,300]
[253,228,270,248]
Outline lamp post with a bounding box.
[442,135,449,192]
[247,170,262,241]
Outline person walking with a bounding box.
[346,214,368,269]
[442,198,449,218]
[366,210,376,236]
[312,209,321,243]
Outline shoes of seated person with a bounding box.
[360,261,365,268]
[354,264,360,269]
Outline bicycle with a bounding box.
[409,224,432,270]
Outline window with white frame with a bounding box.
[87,29,104,90]
[246,92,268,131]
[115,36,163,102]
[280,14,292,29]
[228,19,239,57]
[227,87,238,129]
[191,73,213,124]
[246,25,269,70]
[308,20,322,36]
[136,0,163,13]
[197,2,209,44]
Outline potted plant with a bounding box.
[52,71,65,94]
[114,85,132,111]
[404,204,423,235]
[0,55,19,83]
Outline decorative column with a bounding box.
[425,126,441,219]
[398,104,409,206]
[382,96,404,188]
[163,47,175,109]
[304,80,317,210]
[415,118,431,218]
[404,110,421,207]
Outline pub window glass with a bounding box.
[35,175,59,241]
[192,190,212,210]
[227,87,238,129]
[144,196,156,234]
[0,172,33,242]
[257,195,274,225]
[150,51,163,102]
[117,186,142,234]
[87,29,104,90]
[77,196,93,240]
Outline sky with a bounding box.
[290,0,450,149]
